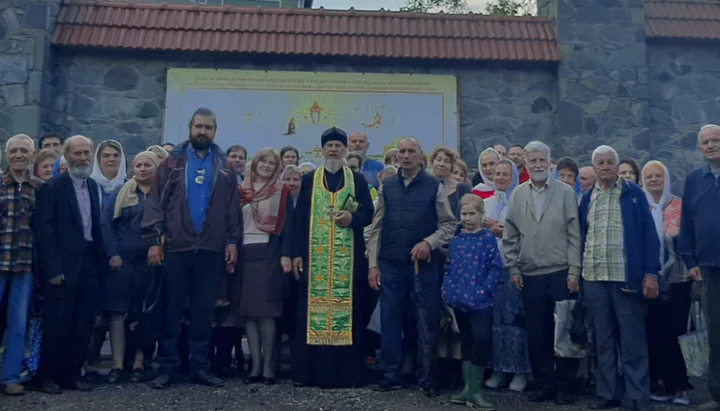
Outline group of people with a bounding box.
[0,107,719,411]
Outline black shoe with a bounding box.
[130,369,147,383]
[263,377,275,385]
[590,398,622,410]
[39,380,62,395]
[555,390,575,405]
[529,386,556,403]
[59,378,92,392]
[151,373,172,389]
[192,370,223,387]
[244,375,263,384]
[373,377,403,392]
[107,368,123,384]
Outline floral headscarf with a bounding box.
[240,149,288,235]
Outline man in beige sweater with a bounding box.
[503,141,582,405]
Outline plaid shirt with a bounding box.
[0,171,43,274]
[582,177,626,282]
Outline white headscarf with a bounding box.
[90,139,127,195]
[490,160,520,222]
[476,147,501,190]
[642,161,672,263]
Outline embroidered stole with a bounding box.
[306,167,355,345]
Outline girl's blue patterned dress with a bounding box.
[442,229,502,313]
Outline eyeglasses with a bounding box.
[195,169,205,184]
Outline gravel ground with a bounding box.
[2,377,711,411]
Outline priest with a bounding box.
[291,127,374,388]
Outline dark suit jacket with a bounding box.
[35,173,105,290]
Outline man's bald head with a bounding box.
[349,131,370,157]
[579,166,597,192]
[397,137,424,174]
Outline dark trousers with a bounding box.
[585,281,649,402]
[38,248,100,384]
[647,281,691,394]
[212,326,245,372]
[158,250,224,373]
[455,308,493,367]
[379,260,441,382]
[703,267,720,402]
[522,271,579,391]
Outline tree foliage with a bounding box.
[401,0,535,15]
[400,0,470,13]
[485,0,535,15]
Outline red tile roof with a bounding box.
[52,0,560,62]
[646,0,720,40]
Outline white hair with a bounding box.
[5,134,35,152]
[699,124,720,143]
[62,135,94,156]
[281,164,302,179]
[591,145,620,165]
[524,141,551,160]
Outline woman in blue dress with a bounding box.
[482,159,532,392]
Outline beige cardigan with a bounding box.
[502,178,582,277]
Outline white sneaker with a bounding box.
[673,391,690,406]
[485,372,507,389]
[509,373,527,392]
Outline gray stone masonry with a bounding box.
[50,54,558,162]
[538,0,652,167]
[648,44,720,193]
[0,0,62,146]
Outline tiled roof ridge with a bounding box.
[61,0,550,23]
[53,0,561,62]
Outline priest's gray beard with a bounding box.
[325,158,345,173]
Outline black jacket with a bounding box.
[35,173,105,288]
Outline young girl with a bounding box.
[442,194,503,410]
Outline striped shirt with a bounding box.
[582,177,626,282]
[0,172,43,273]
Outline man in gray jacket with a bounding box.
[503,141,582,405]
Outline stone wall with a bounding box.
[50,52,559,163]
[0,0,61,142]
[648,43,720,192]
[539,0,652,167]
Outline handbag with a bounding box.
[21,317,43,382]
[678,300,709,378]
[554,300,587,359]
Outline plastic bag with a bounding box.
[554,300,586,359]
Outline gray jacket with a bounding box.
[502,178,582,277]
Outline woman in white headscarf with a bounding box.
[481,159,531,392]
[472,148,501,199]
[91,139,128,207]
[642,160,690,406]
[86,139,129,371]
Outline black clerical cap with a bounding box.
[321,127,348,147]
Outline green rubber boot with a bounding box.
[466,365,495,410]
[450,361,471,404]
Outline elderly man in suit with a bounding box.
[35,135,106,394]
